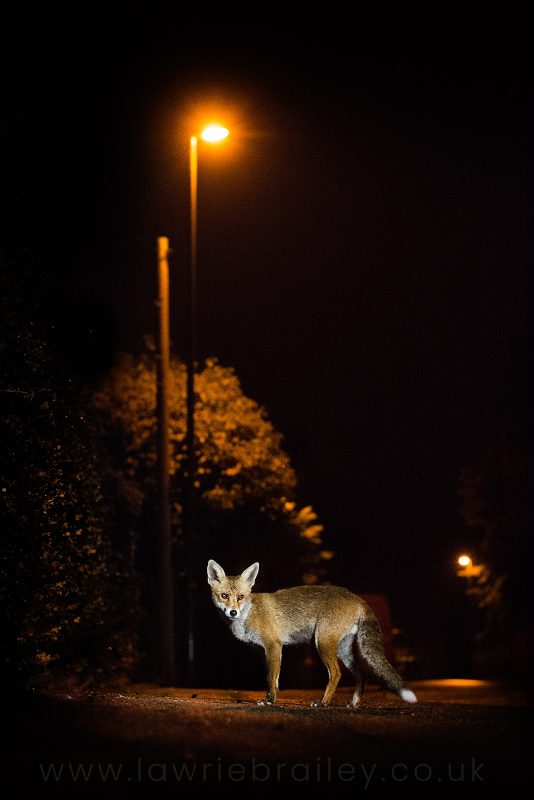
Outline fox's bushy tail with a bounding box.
[356,617,417,703]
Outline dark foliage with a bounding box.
[0,270,139,689]
[458,449,530,679]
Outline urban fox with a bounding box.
[207,560,417,708]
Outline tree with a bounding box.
[94,350,328,586]
[0,273,139,688]
[458,449,530,678]
[94,348,330,686]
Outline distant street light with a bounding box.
[456,553,483,579]
[185,123,229,685]
[455,552,484,678]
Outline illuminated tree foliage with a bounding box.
[0,279,138,687]
[94,350,328,586]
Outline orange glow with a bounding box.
[458,554,472,567]
[422,679,490,687]
[200,124,229,143]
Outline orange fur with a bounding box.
[207,560,417,708]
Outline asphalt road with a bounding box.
[7,680,529,788]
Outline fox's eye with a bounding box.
[237,594,245,601]
[221,593,228,600]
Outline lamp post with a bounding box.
[156,235,175,685]
[457,554,472,569]
[184,124,229,685]
[456,553,483,677]
[456,553,483,582]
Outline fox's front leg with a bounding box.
[258,641,282,705]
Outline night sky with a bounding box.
[3,27,527,665]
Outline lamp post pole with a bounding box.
[456,554,483,678]
[183,124,229,686]
[156,235,175,685]
[184,137,198,686]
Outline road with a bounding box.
[8,680,528,788]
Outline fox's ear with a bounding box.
[240,562,259,588]
[207,560,226,586]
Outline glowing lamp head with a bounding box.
[458,555,472,568]
[200,124,229,143]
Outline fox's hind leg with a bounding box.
[338,630,366,708]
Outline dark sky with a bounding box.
[3,27,527,657]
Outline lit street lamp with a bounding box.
[185,124,229,685]
[455,552,484,677]
[456,553,483,579]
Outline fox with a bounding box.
[207,560,417,708]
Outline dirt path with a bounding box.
[7,680,528,787]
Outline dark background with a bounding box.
[2,24,527,675]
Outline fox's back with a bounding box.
[247,585,373,645]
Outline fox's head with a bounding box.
[207,560,259,619]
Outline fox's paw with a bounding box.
[346,701,361,711]
[258,695,275,706]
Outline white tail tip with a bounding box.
[400,688,417,704]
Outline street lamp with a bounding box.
[455,552,483,678]
[456,553,482,579]
[458,554,472,568]
[200,124,229,143]
[185,123,229,685]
